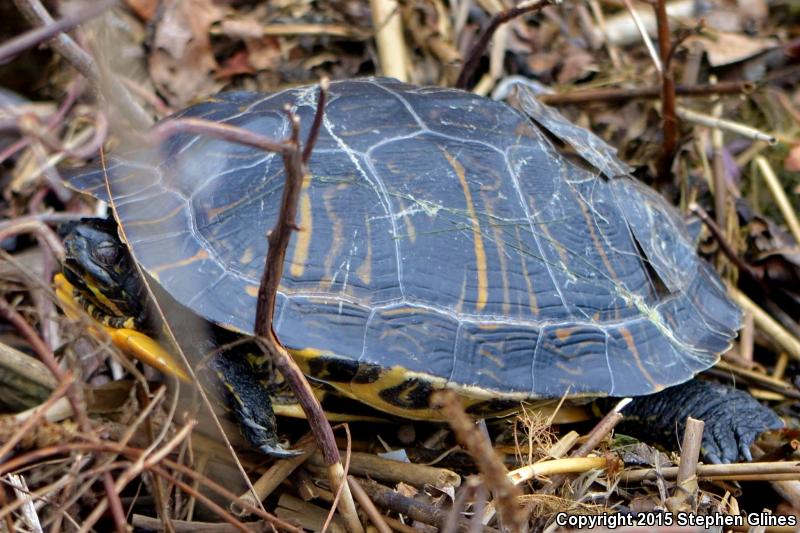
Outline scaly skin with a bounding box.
[621,380,783,463]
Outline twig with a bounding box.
[653,0,678,186]
[752,445,800,510]
[321,424,353,533]
[234,435,316,516]
[543,399,627,492]
[710,360,800,400]
[149,466,252,533]
[11,0,151,130]
[432,390,526,532]
[689,204,761,280]
[586,0,622,69]
[456,0,554,90]
[276,494,347,533]
[621,460,800,483]
[755,156,800,243]
[666,417,703,513]
[78,421,198,533]
[678,107,777,145]
[132,515,270,532]
[250,81,363,533]
[0,0,114,63]
[573,400,627,457]
[149,118,291,156]
[355,478,501,533]
[0,442,300,532]
[0,294,125,531]
[302,78,329,164]
[545,430,580,458]
[347,476,392,533]
[710,99,730,264]
[5,474,42,533]
[526,71,796,105]
[729,288,800,361]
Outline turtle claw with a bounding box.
[258,442,303,458]
[621,380,782,463]
[704,451,722,465]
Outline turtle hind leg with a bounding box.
[618,380,782,463]
[210,348,300,458]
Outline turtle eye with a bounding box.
[94,241,119,266]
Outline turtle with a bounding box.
[58,77,781,462]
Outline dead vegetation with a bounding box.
[0,0,799,531]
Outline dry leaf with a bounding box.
[687,31,778,67]
[149,0,225,106]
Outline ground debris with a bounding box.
[0,0,798,530]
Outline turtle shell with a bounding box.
[66,77,740,407]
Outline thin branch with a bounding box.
[456,0,554,90]
[0,0,114,63]
[432,390,526,532]
[248,82,364,533]
[0,295,127,532]
[302,78,329,164]
[689,204,761,281]
[12,0,104,83]
[538,80,762,106]
[347,476,392,533]
[665,417,703,513]
[149,118,292,156]
[654,0,678,186]
[12,0,152,130]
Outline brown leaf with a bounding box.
[687,32,778,67]
[149,0,225,107]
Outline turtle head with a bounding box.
[60,218,148,330]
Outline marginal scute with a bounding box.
[62,77,741,404]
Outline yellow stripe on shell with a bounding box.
[290,173,313,277]
[443,150,488,312]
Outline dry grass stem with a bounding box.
[621,0,662,72]
[370,0,408,81]
[622,461,800,483]
[678,107,778,144]
[508,456,611,485]
[355,478,501,533]
[666,417,704,512]
[234,436,316,516]
[730,288,800,361]
[755,156,800,243]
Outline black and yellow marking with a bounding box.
[55,273,190,382]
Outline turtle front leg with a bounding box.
[619,380,782,463]
[210,349,300,458]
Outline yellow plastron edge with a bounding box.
[54,273,191,382]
